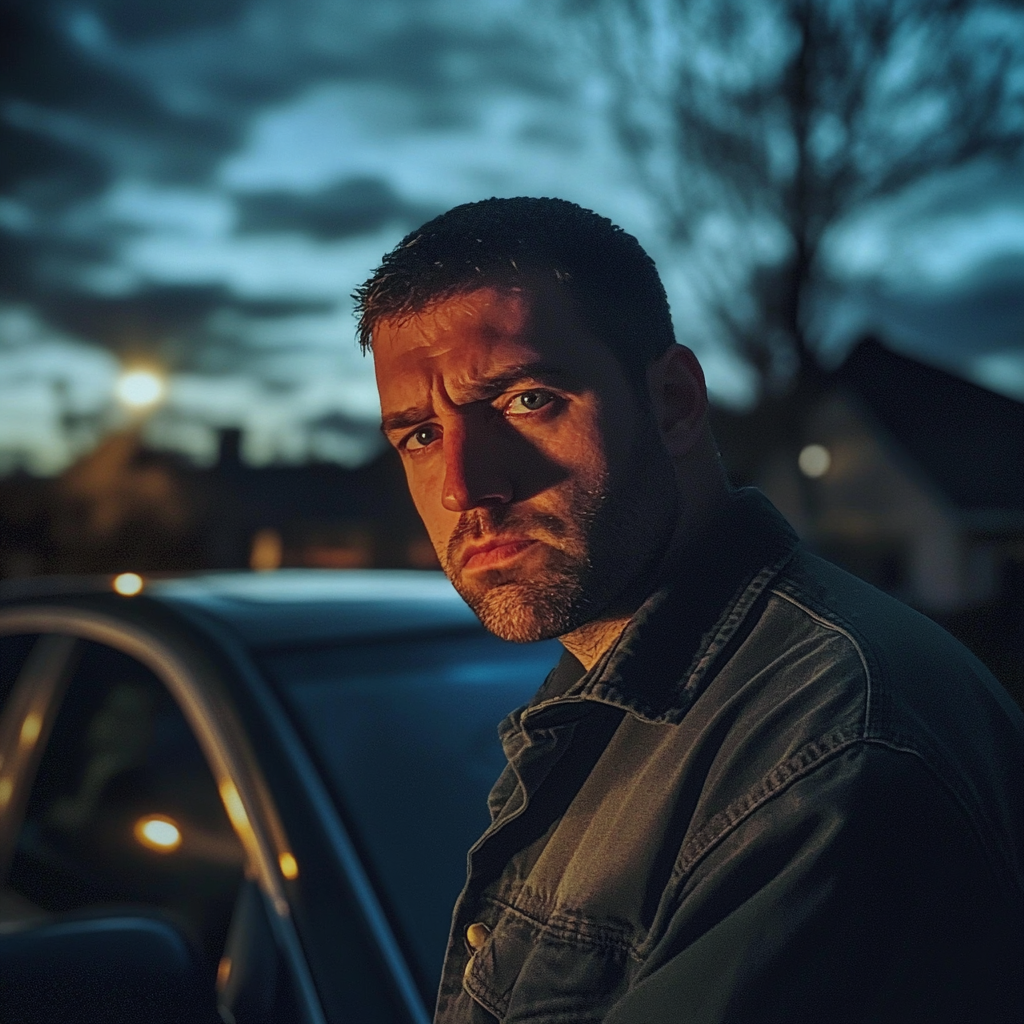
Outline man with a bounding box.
[357,197,1024,1023]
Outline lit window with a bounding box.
[250,529,283,572]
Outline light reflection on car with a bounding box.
[0,570,560,1024]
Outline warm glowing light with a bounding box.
[218,779,250,832]
[19,712,42,746]
[798,444,832,479]
[134,814,182,852]
[0,777,12,807]
[115,369,165,409]
[113,572,144,596]
[279,851,299,880]
[217,956,233,990]
[250,528,283,572]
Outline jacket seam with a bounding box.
[769,585,873,735]
[671,728,864,888]
[484,894,638,957]
[680,556,797,700]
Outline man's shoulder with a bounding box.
[706,545,1024,890]
[765,545,1022,741]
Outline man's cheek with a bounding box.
[545,421,608,476]
[407,472,458,553]
[403,460,441,514]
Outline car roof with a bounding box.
[0,570,483,649]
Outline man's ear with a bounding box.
[647,344,709,458]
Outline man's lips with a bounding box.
[460,537,538,571]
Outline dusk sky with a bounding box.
[2,0,1023,474]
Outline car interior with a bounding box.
[0,634,299,1024]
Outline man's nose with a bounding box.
[441,421,513,512]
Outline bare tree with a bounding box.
[570,0,1024,404]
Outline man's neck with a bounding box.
[559,474,732,674]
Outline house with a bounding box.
[714,338,1023,616]
[711,338,1024,701]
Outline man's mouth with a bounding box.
[460,537,538,571]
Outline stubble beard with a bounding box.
[439,435,678,644]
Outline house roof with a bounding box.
[835,338,1024,515]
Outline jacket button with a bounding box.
[464,922,491,981]
[465,922,490,952]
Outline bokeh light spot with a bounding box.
[135,814,182,852]
[19,712,42,746]
[113,572,144,596]
[798,444,832,478]
[115,369,166,410]
[279,851,299,879]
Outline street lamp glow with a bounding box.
[798,444,832,479]
[115,369,165,410]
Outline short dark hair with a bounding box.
[353,197,675,386]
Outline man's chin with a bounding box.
[455,577,581,644]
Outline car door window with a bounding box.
[5,638,244,971]
[0,633,38,706]
[262,632,559,992]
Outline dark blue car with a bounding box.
[0,570,560,1023]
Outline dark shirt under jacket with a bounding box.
[434,489,1024,1024]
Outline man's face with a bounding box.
[373,283,678,642]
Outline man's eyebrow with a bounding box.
[379,362,575,435]
[380,406,433,435]
[459,361,576,401]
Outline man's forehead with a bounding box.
[370,280,615,413]
[372,286,533,350]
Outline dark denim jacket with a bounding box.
[435,489,1024,1024]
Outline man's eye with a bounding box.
[404,425,439,451]
[507,390,554,415]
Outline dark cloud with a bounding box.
[0,1,245,341]
[94,0,247,42]
[339,20,565,96]
[1,0,561,371]
[41,285,331,368]
[0,125,108,202]
[1,2,240,187]
[1,4,117,209]
[236,177,438,239]
[0,230,113,304]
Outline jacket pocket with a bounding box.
[464,899,632,1024]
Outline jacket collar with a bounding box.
[524,488,799,727]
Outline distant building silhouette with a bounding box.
[741,338,1023,612]
[0,431,434,578]
[712,337,1024,699]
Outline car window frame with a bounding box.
[0,606,328,1024]
[0,633,79,884]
